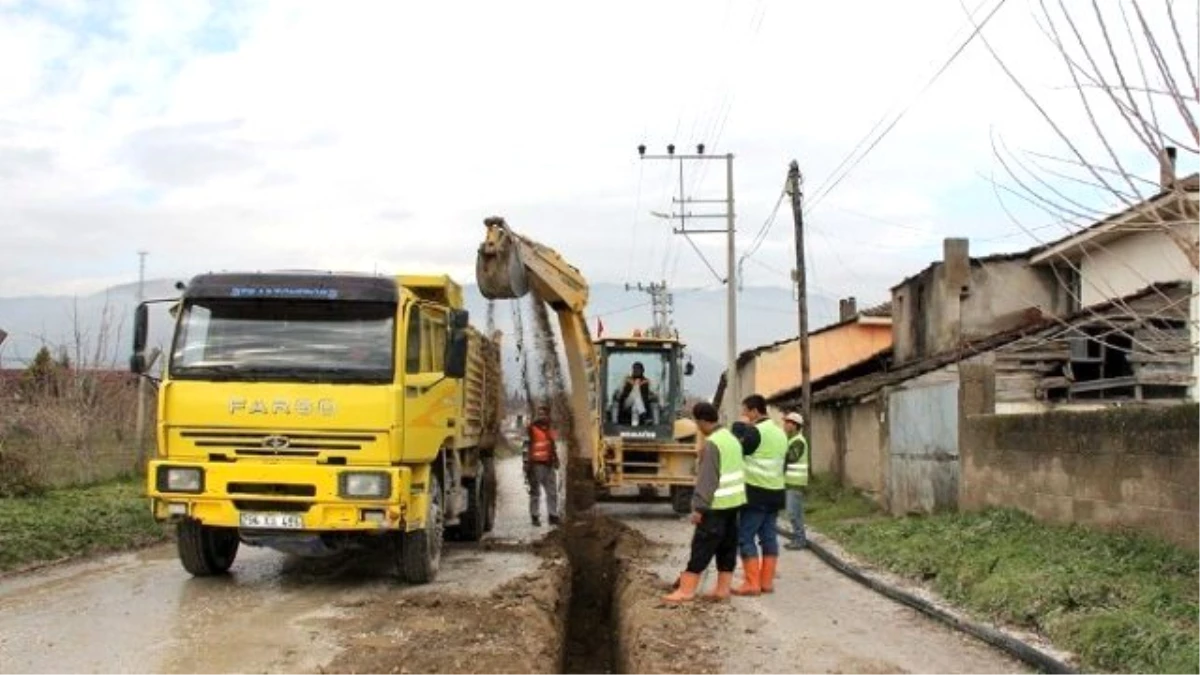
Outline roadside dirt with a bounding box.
[613,503,1030,674]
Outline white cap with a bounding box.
[784,411,804,426]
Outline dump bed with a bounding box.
[457,326,503,451]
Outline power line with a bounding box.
[806,0,1010,215]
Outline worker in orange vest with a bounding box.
[525,405,561,527]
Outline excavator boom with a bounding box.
[476,217,600,471]
[477,216,701,515]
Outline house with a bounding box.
[772,281,1194,511]
[1027,166,1199,394]
[712,297,892,412]
[890,237,1074,365]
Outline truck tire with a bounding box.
[481,456,497,533]
[401,473,444,584]
[177,519,239,576]
[670,486,694,515]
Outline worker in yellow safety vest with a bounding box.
[782,411,809,551]
[733,394,788,595]
[663,401,752,603]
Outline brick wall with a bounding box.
[960,401,1199,550]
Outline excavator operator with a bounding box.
[615,362,657,425]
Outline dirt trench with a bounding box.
[326,515,721,674]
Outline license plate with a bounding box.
[239,512,304,529]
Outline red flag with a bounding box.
[596,317,604,337]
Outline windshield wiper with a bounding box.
[176,364,248,381]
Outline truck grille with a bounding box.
[178,430,378,456]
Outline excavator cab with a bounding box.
[594,334,699,512]
[599,339,680,440]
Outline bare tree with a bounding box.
[971,0,1197,345]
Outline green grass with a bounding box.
[0,479,170,573]
[806,482,1199,674]
[803,473,883,527]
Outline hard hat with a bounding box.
[784,411,805,426]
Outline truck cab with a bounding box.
[133,271,501,583]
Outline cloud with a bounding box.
[0,0,1194,303]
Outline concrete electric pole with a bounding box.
[786,161,812,432]
[135,250,148,473]
[638,144,737,421]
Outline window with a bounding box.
[406,306,422,374]
[170,299,395,383]
[405,304,448,374]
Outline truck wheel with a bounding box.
[481,457,497,533]
[455,473,486,543]
[401,473,444,584]
[177,519,239,576]
[670,486,694,515]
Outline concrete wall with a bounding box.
[960,393,1200,550]
[735,321,892,406]
[1077,222,1197,307]
[961,258,1073,341]
[810,398,887,502]
[891,240,1071,366]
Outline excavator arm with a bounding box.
[476,216,601,471]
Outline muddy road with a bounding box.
[0,457,550,674]
[1,458,1033,674]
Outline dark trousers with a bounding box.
[738,503,781,557]
[686,508,739,574]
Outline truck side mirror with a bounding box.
[131,302,149,374]
[685,360,695,376]
[449,309,469,330]
[444,328,469,379]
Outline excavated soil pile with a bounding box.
[327,550,570,674]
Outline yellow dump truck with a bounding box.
[131,272,502,583]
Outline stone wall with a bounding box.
[960,400,1200,550]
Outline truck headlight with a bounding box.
[339,472,391,498]
[156,466,204,493]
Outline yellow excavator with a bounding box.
[476,216,700,513]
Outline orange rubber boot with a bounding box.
[702,572,734,602]
[760,555,778,593]
[731,557,762,596]
[663,571,701,603]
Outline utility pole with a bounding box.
[638,143,738,421]
[786,161,812,432]
[135,250,148,472]
[624,280,675,338]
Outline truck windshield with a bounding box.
[169,299,396,383]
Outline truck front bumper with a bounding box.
[147,460,422,533]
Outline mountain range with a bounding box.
[0,277,841,399]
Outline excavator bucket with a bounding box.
[476,216,530,300]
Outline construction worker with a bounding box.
[782,411,809,551]
[662,402,753,604]
[616,361,657,425]
[733,394,788,595]
[525,405,561,527]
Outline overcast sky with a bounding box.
[1,0,1195,312]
